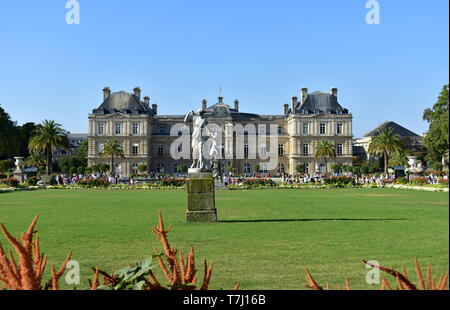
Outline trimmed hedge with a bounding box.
[0,177,19,187]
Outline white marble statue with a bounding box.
[184,110,210,170]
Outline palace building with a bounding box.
[87,86,353,177]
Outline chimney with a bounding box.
[151,104,158,115]
[301,87,308,103]
[291,96,298,112]
[234,99,239,111]
[103,87,111,101]
[331,87,338,97]
[283,104,289,115]
[133,87,141,101]
[143,96,150,107]
[202,99,207,111]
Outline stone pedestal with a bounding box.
[186,170,217,222]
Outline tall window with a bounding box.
[302,143,309,155]
[278,163,285,174]
[98,122,104,135]
[336,123,343,135]
[132,144,139,156]
[244,144,249,158]
[303,123,309,134]
[157,144,164,156]
[132,123,139,135]
[159,126,165,135]
[337,143,343,155]
[244,163,251,174]
[319,123,326,135]
[131,164,138,174]
[277,126,282,134]
[278,144,284,156]
[260,145,267,157]
[115,123,121,135]
[98,143,104,155]
[173,162,179,173]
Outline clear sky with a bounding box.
[0,0,448,137]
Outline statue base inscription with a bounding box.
[186,171,217,222]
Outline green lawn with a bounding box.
[0,188,448,290]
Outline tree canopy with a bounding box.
[423,84,449,165]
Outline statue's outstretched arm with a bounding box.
[184,110,194,123]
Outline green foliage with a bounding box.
[158,178,186,187]
[296,164,307,174]
[253,164,260,173]
[0,177,19,187]
[77,178,109,188]
[0,105,20,159]
[69,167,78,174]
[97,256,158,290]
[25,176,39,186]
[323,176,354,187]
[100,140,125,173]
[84,167,93,174]
[176,164,188,173]
[242,178,276,188]
[409,177,429,186]
[389,150,409,167]
[28,120,69,174]
[423,85,449,164]
[315,140,336,173]
[99,164,110,173]
[331,163,343,173]
[368,127,404,174]
[137,164,147,173]
[431,162,443,172]
[0,159,14,172]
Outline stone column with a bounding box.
[186,171,217,222]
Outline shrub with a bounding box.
[242,178,276,187]
[158,178,186,187]
[0,177,19,187]
[409,177,429,186]
[25,176,39,186]
[77,178,109,188]
[323,176,354,187]
[0,173,7,180]
[395,176,408,184]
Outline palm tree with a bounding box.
[25,151,46,168]
[368,127,404,174]
[315,140,336,173]
[28,120,69,174]
[100,140,125,175]
[389,149,409,167]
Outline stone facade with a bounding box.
[87,87,353,176]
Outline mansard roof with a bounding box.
[203,96,260,119]
[92,91,154,115]
[292,91,349,115]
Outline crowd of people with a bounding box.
[52,170,448,187]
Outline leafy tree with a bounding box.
[295,164,307,174]
[368,127,404,174]
[100,140,125,174]
[423,85,449,165]
[389,149,409,167]
[137,164,148,174]
[99,164,110,173]
[253,164,260,173]
[28,120,69,174]
[315,140,336,173]
[331,163,343,173]
[176,165,188,174]
[25,151,46,168]
[0,105,19,159]
[17,122,37,158]
[0,159,14,172]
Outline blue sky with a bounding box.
[0,0,448,137]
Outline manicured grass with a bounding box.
[0,188,448,290]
